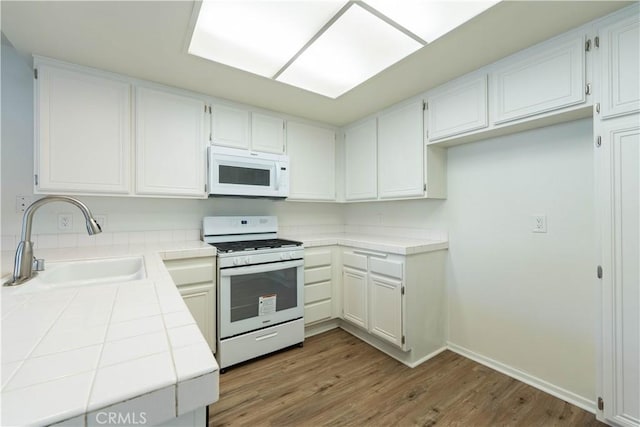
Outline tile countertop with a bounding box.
[0,241,218,427]
[282,233,449,255]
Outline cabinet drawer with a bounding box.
[305,300,332,324]
[304,250,332,268]
[164,257,215,286]
[305,266,331,284]
[342,252,367,270]
[305,280,332,304]
[369,258,403,279]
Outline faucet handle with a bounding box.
[32,258,45,272]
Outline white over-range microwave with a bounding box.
[208,146,290,198]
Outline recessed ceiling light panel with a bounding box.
[189,0,347,77]
[354,0,499,43]
[276,4,423,98]
[188,0,500,98]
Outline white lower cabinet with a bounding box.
[342,266,367,329]
[341,249,407,350]
[368,273,403,348]
[303,247,338,325]
[163,256,216,352]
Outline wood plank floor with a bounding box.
[209,328,603,427]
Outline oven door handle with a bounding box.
[220,259,303,277]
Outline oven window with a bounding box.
[230,267,297,322]
[219,165,270,186]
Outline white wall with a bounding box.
[445,119,596,401]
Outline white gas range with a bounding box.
[202,216,304,371]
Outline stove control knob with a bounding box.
[289,252,297,259]
[244,257,251,265]
[233,258,241,266]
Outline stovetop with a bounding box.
[210,238,302,253]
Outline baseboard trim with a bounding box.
[406,346,448,368]
[304,319,339,338]
[447,341,596,414]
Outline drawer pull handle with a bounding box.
[256,332,278,341]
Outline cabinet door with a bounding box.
[135,87,206,197]
[342,267,367,329]
[286,121,336,200]
[377,101,424,199]
[599,11,640,118]
[369,273,404,349]
[36,63,131,194]
[211,104,250,149]
[491,33,585,124]
[427,74,488,141]
[179,283,216,353]
[344,118,377,201]
[597,115,639,426]
[251,113,284,154]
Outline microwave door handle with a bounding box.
[274,163,280,191]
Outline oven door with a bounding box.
[219,259,304,338]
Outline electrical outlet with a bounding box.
[16,195,32,213]
[58,213,73,231]
[94,215,107,229]
[532,215,547,233]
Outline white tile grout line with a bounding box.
[83,283,120,424]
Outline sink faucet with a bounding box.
[3,196,102,286]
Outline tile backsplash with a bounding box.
[1,229,201,251]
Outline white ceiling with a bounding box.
[1,1,631,126]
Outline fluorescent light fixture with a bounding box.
[188,0,500,98]
[364,0,500,42]
[189,1,347,77]
[276,4,422,98]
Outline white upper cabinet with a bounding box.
[211,104,250,149]
[491,32,586,124]
[377,100,424,199]
[286,121,336,201]
[135,87,207,197]
[211,106,285,154]
[427,73,488,141]
[251,113,285,154]
[35,61,131,194]
[344,118,377,201]
[598,8,640,119]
